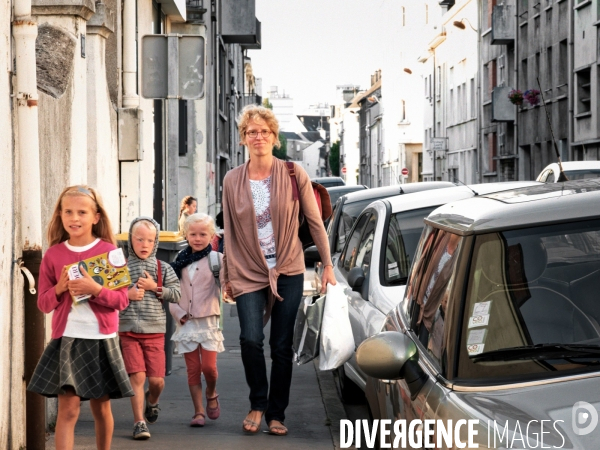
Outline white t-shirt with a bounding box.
[250,176,277,269]
[62,239,116,339]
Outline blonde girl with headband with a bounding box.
[27,185,133,450]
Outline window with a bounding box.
[382,206,438,286]
[408,228,463,373]
[576,67,591,114]
[558,39,568,87]
[488,132,497,172]
[470,78,476,118]
[487,0,497,28]
[335,200,375,253]
[489,59,497,97]
[425,4,429,24]
[401,100,406,121]
[338,213,371,273]
[402,6,406,26]
[458,219,600,381]
[520,58,528,93]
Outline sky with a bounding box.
[248,0,399,113]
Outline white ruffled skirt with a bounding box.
[171,315,225,354]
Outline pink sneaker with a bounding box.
[190,412,205,427]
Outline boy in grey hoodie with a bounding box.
[119,217,181,440]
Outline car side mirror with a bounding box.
[304,245,321,265]
[356,331,428,400]
[347,267,365,291]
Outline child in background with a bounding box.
[119,217,181,440]
[170,213,224,427]
[27,185,133,450]
[178,196,197,237]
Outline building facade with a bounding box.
[1,0,260,447]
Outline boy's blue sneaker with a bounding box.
[144,391,161,424]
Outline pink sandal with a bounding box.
[206,394,220,420]
[190,412,205,427]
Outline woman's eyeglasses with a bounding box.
[245,130,272,139]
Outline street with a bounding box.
[44,275,359,450]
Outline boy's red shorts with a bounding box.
[119,333,166,378]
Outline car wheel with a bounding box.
[334,365,366,405]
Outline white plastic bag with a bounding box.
[319,283,354,371]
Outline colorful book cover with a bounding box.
[66,248,130,303]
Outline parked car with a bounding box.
[333,181,539,403]
[306,182,455,267]
[356,179,600,448]
[536,161,600,182]
[326,185,368,209]
[311,176,345,188]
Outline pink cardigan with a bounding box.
[169,254,223,322]
[222,159,332,320]
[38,240,129,339]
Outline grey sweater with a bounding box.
[119,216,181,334]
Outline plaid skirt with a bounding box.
[27,336,134,400]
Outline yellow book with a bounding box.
[66,248,131,303]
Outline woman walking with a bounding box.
[221,104,336,436]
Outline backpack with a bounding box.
[285,162,333,249]
[208,251,221,291]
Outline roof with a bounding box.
[281,131,303,141]
[297,115,330,133]
[385,181,539,215]
[550,161,600,171]
[342,181,455,204]
[426,179,600,235]
[301,131,324,143]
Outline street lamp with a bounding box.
[453,18,477,32]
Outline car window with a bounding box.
[336,199,373,252]
[408,228,463,374]
[457,218,600,381]
[353,214,377,274]
[382,206,438,286]
[564,169,600,180]
[546,171,555,183]
[338,213,371,274]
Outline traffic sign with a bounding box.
[401,167,409,176]
[341,167,347,175]
[141,34,205,100]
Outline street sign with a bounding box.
[401,167,409,176]
[341,167,347,175]
[141,35,205,100]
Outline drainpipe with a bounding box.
[513,4,519,179]
[122,0,138,107]
[567,0,574,160]
[13,0,44,448]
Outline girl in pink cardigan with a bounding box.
[169,213,224,427]
[27,185,133,450]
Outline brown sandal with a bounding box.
[242,410,264,434]
[268,420,288,436]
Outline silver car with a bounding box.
[356,180,600,448]
[334,182,539,403]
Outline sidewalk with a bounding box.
[45,302,348,450]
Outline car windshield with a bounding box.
[564,170,600,181]
[457,218,600,381]
[382,206,438,286]
[335,199,378,252]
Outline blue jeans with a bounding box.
[236,273,304,424]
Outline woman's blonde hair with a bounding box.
[184,213,216,237]
[238,104,281,149]
[179,196,197,217]
[47,185,116,246]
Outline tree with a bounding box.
[329,140,340,176]
[273,133,288,160]
[262,98,273,109]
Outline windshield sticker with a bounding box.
[472,300,492,316]
[388,262,399,278]
[467,329,487,345]
[468,314,490,328]
[467,344,485,355]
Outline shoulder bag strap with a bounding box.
[208,252,221,291]
[156,260,163,301]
